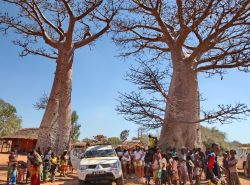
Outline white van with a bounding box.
[235,147,250,176]
[77,145,124,185]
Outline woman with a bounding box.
[121,148,131,178]
[29,150,42,185]
[152,153,160,184]
[133,146,143,177]
[60,150,69,177]
[228,150,241,185]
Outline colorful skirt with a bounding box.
[229,172,241,185]
[30,165,40,185]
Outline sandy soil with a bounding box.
[0,154,249,185]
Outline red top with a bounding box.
[208,153,215,170]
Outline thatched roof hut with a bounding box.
[1,128,39,140]
[0,128,39,153]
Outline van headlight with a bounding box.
[110,162,119,169]
[79,165,88,170]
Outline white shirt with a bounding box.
[134,150,143,160]
[122,151,131,162]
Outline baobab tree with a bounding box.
[0,0,118,154]
[116,61,250,135]
[113,0,250,149]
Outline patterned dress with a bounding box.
[30,153,42,185]
[228,158,241,185]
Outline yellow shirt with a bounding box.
[149,138,155,148]
[51,157,57,165]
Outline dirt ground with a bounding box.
[0,154,249,185]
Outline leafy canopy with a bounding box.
[0,99,21,137]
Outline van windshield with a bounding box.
[84,149,116,158]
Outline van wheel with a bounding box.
[116,176,124,185]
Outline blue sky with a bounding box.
[0,32,250,144]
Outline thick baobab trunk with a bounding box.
[55,50,73,155]
[159,52,202,151]
[37,48,73,155]
[36,66,60,151]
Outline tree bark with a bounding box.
[36,65,60,152]
[159,51,202,151]
[36,48,73,155]
[55,49,73,155]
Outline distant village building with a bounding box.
[0,128,39,153]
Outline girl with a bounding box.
[9,163,17,185]
[144,149,154,185]
[26,152,31,183]
[228,150,241,185]
[222,152,230,183]
[43,159,51,182]
[172,156,179,185]
[60,150,69,177]
[187,155,194,185]
[179,148,189,185]
[7,149,18,184]
[193,153,201,185]
[161,153,168,185]
[50,152,58,182]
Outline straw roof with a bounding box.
[0,128,39,140]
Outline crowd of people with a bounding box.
[115,135,243,185]
[5,135,248,185]
[7,147,71,185]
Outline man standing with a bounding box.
[207,143,221,184]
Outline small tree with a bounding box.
[108,137,122,146]
[113,0,250,150]
[1,0,118,154]
[0,99,22,137]
[120,129,130,142]
[70,111,81,143]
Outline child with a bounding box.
[9,163,17,185]
[222,152,230,183]
[144,149,154,185]
[26,153,31,183]
[60,150,69,177]
[228,150,241,185]
[172,156,179,185]
[50,152,58,182]
[193,153,201,185]
[43,159,51,182]
[17,161,26,183]
[186,155,194,185]
[161,153,168,185]
[179,148,189,185]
